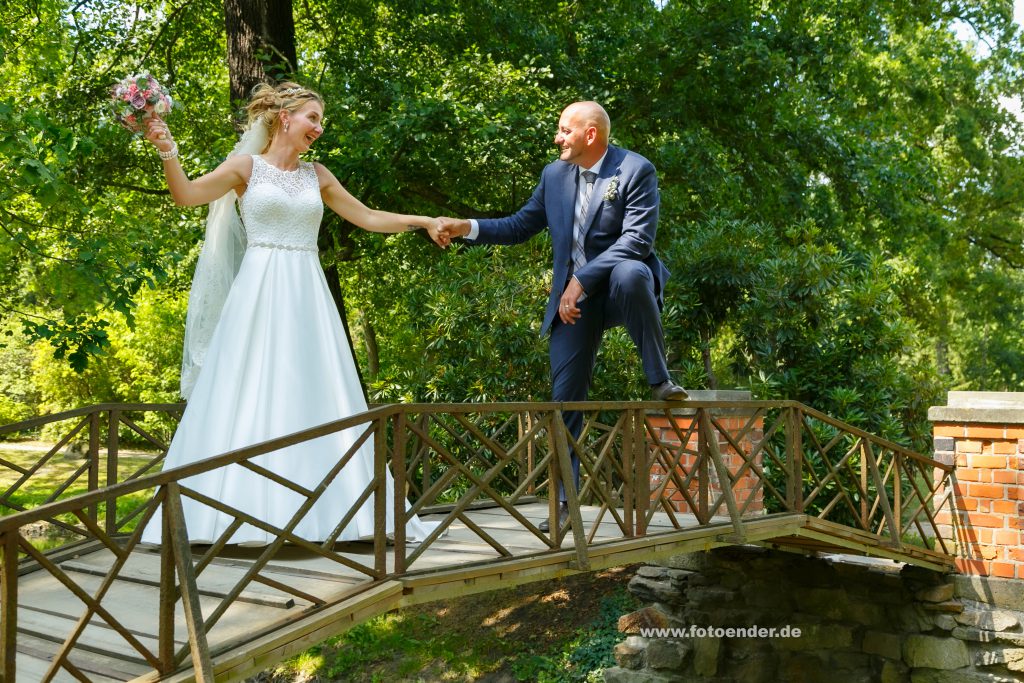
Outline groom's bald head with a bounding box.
[555,101,611,168]
[564,101,610,144]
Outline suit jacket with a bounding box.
[475,145,670,335]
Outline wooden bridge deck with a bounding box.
[0,401,959,682]
[12,503,952,683]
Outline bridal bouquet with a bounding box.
[110,73,174,135]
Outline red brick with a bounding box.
[980,545,1002,560]
[971,455,1008,468]
[968,425,1007,439]
[959,526,993,544]
[956,469,983,482]
[955,558,989,574]
[993,471,1017,484]
[1009,548,1024,562]
[991,562,1017,578]
[958,440,984,453]
[1007,428,1024,438]
[994,441,1018,454]
[956,497,980,511]
[993,500,1019,515]
[934,424,965,437]
[995,529,1020,545]
[971,483,1005,499]
[967,513,1006,528]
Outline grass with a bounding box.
[0,445,158,550]
[254,565,640,683]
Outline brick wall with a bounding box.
[929,392,1024,578]
[645,392,764,517]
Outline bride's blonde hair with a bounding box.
[246,82,323,150]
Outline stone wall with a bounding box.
[605,547,1024,683]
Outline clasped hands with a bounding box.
[428,217,469,249]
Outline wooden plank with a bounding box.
[17,538,107,577]
[60,554,301,609]
[16,633,141,682]
[16,648,82,683]
[17,563,300,652]
[790,527,951,572]
[132,581,405,683]
[17,606,160,665]
[1,532,17,682]
[166,483,214,681]
[198,555,365,584]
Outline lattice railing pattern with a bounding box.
[0,400,955,681]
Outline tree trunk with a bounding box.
[223,0,297,107]
[221,0,366,397]
[935,339,949,377]
[322,261,369,402]
[361,314,380,381]
[701,330,718,390]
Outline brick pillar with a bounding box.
[929,392,1024,578]
[646,390,764,516]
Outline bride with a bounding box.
[139,82,444,545]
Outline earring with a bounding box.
[284,122,290,132]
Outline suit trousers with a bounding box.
[549,260,670,500]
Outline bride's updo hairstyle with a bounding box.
[246,81,323,150]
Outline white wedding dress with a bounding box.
[141,154,435,546]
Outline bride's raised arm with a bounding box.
[144,116,250,207]
[314,163,445,244]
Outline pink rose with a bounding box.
[130,92,146,109]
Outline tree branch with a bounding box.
[101,181,170,196]
[0,218,77,264]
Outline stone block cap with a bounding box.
[648,389,754,416]
[928,391,1024,424]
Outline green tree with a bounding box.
[3,0,1024,450]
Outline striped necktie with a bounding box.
[572,170,597,273]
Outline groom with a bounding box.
[438,101,686,531]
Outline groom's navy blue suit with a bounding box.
[472,144,673,499]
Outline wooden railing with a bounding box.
[0,400,956,681]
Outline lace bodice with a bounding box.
[240,155,323,251]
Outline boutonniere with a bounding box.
[603,176,620,202]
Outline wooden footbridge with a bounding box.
[0,400,957,682]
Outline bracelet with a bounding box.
[158,143,179,161]
[406,224,422,232]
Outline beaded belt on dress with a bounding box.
[247,240,318,252]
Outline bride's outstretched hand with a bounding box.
[144,115,176,155]
[426,217,451,249]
